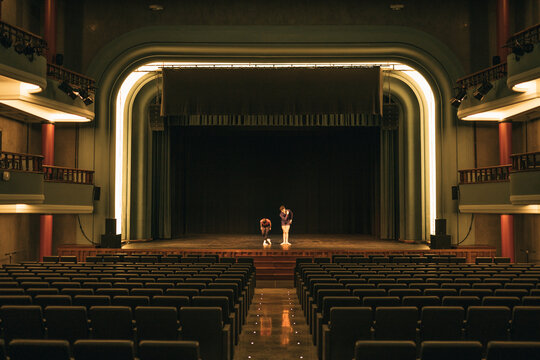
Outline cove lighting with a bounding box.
[512,79,538,93]
[0,99,91,122]
[462,98,540,121]
[20,82,42,94]
[115,61,438,237]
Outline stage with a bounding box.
[57,235,496,283]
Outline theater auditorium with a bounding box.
[0,0,539,359]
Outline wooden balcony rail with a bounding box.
[458,165,512,184]
[0,151,43,172]
[511,151,540,172]
[0,21,47,58]
[47,63,95,92]
[43,165,94,185]
[456,62,507,90]
[505,22,540,48]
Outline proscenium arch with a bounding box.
[80,25,470,243]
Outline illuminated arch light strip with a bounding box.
[115,62,437,237]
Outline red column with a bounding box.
[40,123,55,259]
[44,0,56,63]
[497,0,514,262]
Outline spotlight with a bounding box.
[0,31,12,48]
[77,88,94,106]
[58,81,77,100]
[473,81,493,101]
[512,42,534,57]
[450,87,467,108]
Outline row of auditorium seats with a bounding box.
[0,339,201,360]
[295,255,512,264]
[296,261,540,360]
[353,340,540,360]
[41,254,251,264]
[0,261,255,360]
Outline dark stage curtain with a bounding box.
[161,67,382,116]
[170,126,380,236]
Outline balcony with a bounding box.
[458,156,540,214]
[0,151,94,213]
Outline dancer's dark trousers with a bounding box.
[261,227,270,240]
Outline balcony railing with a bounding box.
[47,63,96,93]
[43,165,94,185]
[456,63,507,90]
[458,165,512,184]
[0,21,47,59]
[0,151,43,172]
[505,23,540,48]
[511,151,540,172]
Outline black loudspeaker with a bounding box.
[100,234,121,248]
[435,218,446,236]
[105,218,116,235]
[430,234,452,249]
[55,53,64,66]
[452,186,459,200]
[93,186,101,201]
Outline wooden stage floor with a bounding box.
[121,234,430,251]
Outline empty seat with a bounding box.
[138,340,200,360]
[60,288,93,296]
[151,295,190,309]
[441,296,481,310]
[73,295,111,309]
[322,307,372,360]
[420,306,465,341]
[131,288,163,297]
[44,306,89,343]
[459,289,493,299]
[402,296,440,309]
[95,288,129,297]
[420,341,483,360]
[34,295,72,307]
[354,340,416,360]
[89,306,134,340]
[482,296,520,309]
[179,307,229,360]
[135,306,179,341]
[374,307,418,340]
[522,296,540,306]
[112,295,150,310]
[510,306,540,341]
[9,339,70,360]
[0,295,32,306]
[486,341,540,360]
[362,296,401,310]
[465,306,511,345]
[424,288,457,298]
[73,340,134,360]
[494,289,528,298]
[0,305,43,342]
[25,288,59,297]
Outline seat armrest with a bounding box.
[322,324,331,360]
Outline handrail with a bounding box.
[458,165,511,184]
[43,165,94,185]
[0,151,43,172]
[505,23,540,47]
[47,63,96,92]
[0,21,47,58]
[456,63,507,89]
[511,151,540,172]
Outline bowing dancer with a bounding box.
[279,205,293,245]
[260,218,272,246]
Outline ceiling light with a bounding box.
[149,4,164,11]
[450,87,467,108]
[473,81,493,101]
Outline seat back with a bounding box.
[9,339,70,360]
[420,341,482,360]
[34,295,72,307]
[321,296,362,323]
[112,295,150,310]
[420,306,465,341]
[482,296,520,309]
[466,306,511,345]
[401,296,441,309]
[362,296,401,310]
[511,306,540,341]
[374,306,418,340]
[441,296,481,310]
[151,296,190,309]
[179,307,224,360]
[73,295,111,309]
[44,306,88,343]
[89,306,133,340]
[328,307,372,360]
[354,340,416,360]
[135,306,179,341]
[486,341,540,360]
[138,340,200,360]
[0,305,43,342]
[73,340,134,360]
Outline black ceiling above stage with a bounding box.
[161,67,382,116]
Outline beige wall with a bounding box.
[54,126,77,168]
[0,215,39,263]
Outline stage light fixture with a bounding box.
[450,87,467,108]
[512,42,534,57]
[0,31,12,48]
[77,88,94,106]
[58,81,77,100]
[473,81,493,101]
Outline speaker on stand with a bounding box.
[430,218,452,249]
[100,218,121,248]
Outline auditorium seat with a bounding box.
[354,340,416,360]
[200,289,240,343]
[424,288,457,298]
[73,295,111,309]
[482,296,521,309]
[402,295,441,310]
[0,305,43,342]
[388,288,422,298]
[315,296,362,352]
[522,296,540,305]
[420,341,483,360]
[138,340,200,360]
[179,307,230,360]
[166,288,199,297]
[374,307,418,341]
[112,295,150,310]
[89,306,134,340]
[96,288,130,297]
[465,306,511,346]
[0,288,24,295]
[25,288,59,297]
[130,288,163,297]
[73,340,134,360]
[510,306,540,341]
[135,306,179,341]
[441,296,481,310]
[321,307,372,360]
[486,341,540,360]
[459,289,493,299]
[44,306,89,343]
[34,295,72,307]
[494,289,528,298]
[362,296,401,310]
[420,306,465,341]
[9,339,70,360]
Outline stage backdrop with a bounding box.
[170,126,380,236]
